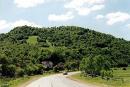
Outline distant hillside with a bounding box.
[0,25,130,77]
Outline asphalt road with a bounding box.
[26,72,97,87]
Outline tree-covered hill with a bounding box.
[0,25,130,77]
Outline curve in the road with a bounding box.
[26,72,97,87]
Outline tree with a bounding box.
[65,60,79,71]
[80,55,112,78]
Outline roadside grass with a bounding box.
[27,36,38,45]
[0,72,55,87]
[1,76,33,87]
[69,67,130,87]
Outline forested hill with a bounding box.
[0,25,130,77]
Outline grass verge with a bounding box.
[69,67,130,87]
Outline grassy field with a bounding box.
[0,73,54,87]
[27,36,38,45]
[69,67,130,87]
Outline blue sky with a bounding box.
[0,0,130,40]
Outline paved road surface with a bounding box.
[26,72,97,87]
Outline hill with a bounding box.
[0,25,130,77]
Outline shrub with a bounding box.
[2,64,16,77]
[65,60,79,71]
[1,83,9,87]
[35,64,45,74]
[25,65,35,76]
[101,70,113,80]
[80,55,112,78]
[122,67,127,70]
[16,67,25,77]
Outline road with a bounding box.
[26,72,97,87]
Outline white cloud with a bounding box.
[48,12,74,22]
[64,0,105,8]
[0,19,42,33]
[76,7,91,16]
[126,24,130,29]
[106,12,130,25]
[76,5,104,16]
[12,20,42,28]
[90,5,104,11]
[95,14,104,19]
[14,0,44,8]
[64,0,105,16]
[0,20,10,30]
[96,12,130,25]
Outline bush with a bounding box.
[25,65,35,76]
[2,64,16,77]
[16,67,25,77]
[53,65,59,72]
[122,67,127,70]
[80,55,112,78]
[53,62,64,72]
[25,64,45,76]
[65,60,79,71]
[35,64,45,74]
[1,83,9,87]
[101,70,113,80]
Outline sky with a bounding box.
[0,0,130,40]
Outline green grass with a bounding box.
[27,36,38,45]
[0,77,27,87]
[0,75,41,87]
[69,67,130,87]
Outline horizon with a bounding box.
[0,0,130,40]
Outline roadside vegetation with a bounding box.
[70,67,130,87]
[0,72,55,87]
[0,26,130,86]
[0,76,35,87]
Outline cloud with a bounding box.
[106,12,130,25]
[76,7,91,16]
[0,19,42,33]
[96,12,130,25]
[48,12,74,22]
[64,0,105,16]
[95,14,104,19]
[90,5,104,11]
[12,20,42,28]
[14,0,45,8]
[126,24,130,29]
[0,20,10,30]
[46,0,105,22]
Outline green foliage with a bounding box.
[27,36,38,45]
[1,83,9,87]
[65,60,79,71]
[101,70,113,80]
[2,64,16,77]
[0,25,130,78]
[70,67,130,87]
[80,55,112,78]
